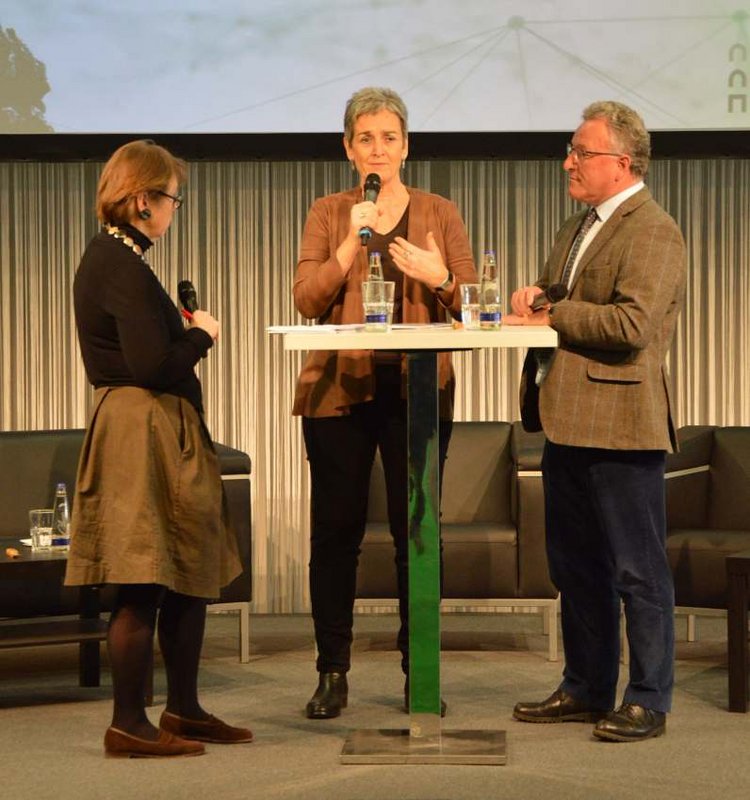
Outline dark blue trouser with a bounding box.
[543,441,674,713]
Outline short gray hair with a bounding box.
[582,101,651,177]
[343,87,408,144]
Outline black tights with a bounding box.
[108,583,208,737]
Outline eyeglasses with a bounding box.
[154,190,184,209]
[566,143,624,162]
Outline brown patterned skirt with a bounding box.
[64,386,241,599]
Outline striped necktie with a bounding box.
[560,206,598,287]
[533,206,599,388]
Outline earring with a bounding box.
[350,160,357,172]
[138,208,151,220]
[401,159,406,170]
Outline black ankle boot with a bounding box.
[305,672,348,719]
[403,677,447,717]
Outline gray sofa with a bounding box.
[0,428,252,684]
[357,420,559,660]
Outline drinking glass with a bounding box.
[459,283,482,329]
[362,281,388,331]
[29,508,54,552]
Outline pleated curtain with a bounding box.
[0,157,747,611]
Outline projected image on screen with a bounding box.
[2,0,748,134]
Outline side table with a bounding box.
[727,549,750,712]
[0,537,107,687]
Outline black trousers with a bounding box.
[302,365,452,674]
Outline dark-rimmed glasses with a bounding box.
[566,143,624,162]
[154,190,184,209]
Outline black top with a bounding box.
[368,204,409,324]
[73,224,213,412]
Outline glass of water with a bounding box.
[362,281,389,331]
[29,508,54,552]
[459,283,482,329]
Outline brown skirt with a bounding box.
[64,387,241,599]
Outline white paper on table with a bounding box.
[267,323,453,334]
[267,324,364,334]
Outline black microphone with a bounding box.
[358,173,381,246]
[178,280,198,317]
[531,283,568,311]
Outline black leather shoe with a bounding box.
[403,677,447,717]
[593,703,666,742]
[305,672,348,719]
[513,689,609,723]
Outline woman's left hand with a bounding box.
[389,232,451,290]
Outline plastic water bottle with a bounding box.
[479,249,502,329]
[51,482,70,551]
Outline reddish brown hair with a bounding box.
[96,139,187,224]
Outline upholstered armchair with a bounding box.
[666,425,750,611]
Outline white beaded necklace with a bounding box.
[105,225,147,262]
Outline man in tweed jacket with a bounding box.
[505,101,687,742]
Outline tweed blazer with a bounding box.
[527,186,687,452]
[292,186,477,418]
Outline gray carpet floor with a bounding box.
[1,611,748,800]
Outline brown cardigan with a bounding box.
[292,186,478,418]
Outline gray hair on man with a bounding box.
[583,100,651,177]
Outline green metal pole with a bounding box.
[406,351,441,725]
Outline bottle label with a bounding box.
[480,310,502,329]
[50,536,70,549]
[365,313,387,331]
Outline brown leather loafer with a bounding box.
[159,711,254,744]
[104,726,205,758]
[513,689,609,723]
[593,703,666,742]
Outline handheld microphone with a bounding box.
[178,279,198,320]
[358,173,381,246]
[530,283,568,311]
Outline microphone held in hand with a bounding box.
[530,283,568,311]
[178,279,198,320]
[358,173,381,246]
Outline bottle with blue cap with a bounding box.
[51,482,70,551]
[479,249,502,329]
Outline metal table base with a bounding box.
[341,727,507,765]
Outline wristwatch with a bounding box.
[437,270,454,291]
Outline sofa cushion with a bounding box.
[0,429,84,538]
[667,528,750,608]
[709,427,750,530]
[356,523,518,599]
[441,422,512,524]
[366,421,512,525]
